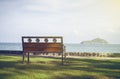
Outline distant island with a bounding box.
[81,38,108,44]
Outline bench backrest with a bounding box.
[22,36,63,53]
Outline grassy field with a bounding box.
[0,55,120,79]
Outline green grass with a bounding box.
[0,55,120,79]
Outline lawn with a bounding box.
[0,55,120,79]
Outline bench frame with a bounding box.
[22,36,65,65]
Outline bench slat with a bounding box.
[23,43,62,47]
[24,47,62,53]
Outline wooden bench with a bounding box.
[22,36,66,65]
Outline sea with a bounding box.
[0,43,120,53]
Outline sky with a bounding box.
[0,0,120,44]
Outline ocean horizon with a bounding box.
[0,43,120,53]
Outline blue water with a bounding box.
[65,44,120,53]
[0,43,22,51]
[0,43,120,53]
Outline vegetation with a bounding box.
[81,38,108,44]
[0,55,120,79]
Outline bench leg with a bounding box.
[27,52,30,63]
[62,52,64,65]
[22,52,25,63]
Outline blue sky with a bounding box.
[0,0,120,43]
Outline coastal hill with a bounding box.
[81,38,108,44]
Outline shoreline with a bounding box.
[0,50,120,57]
